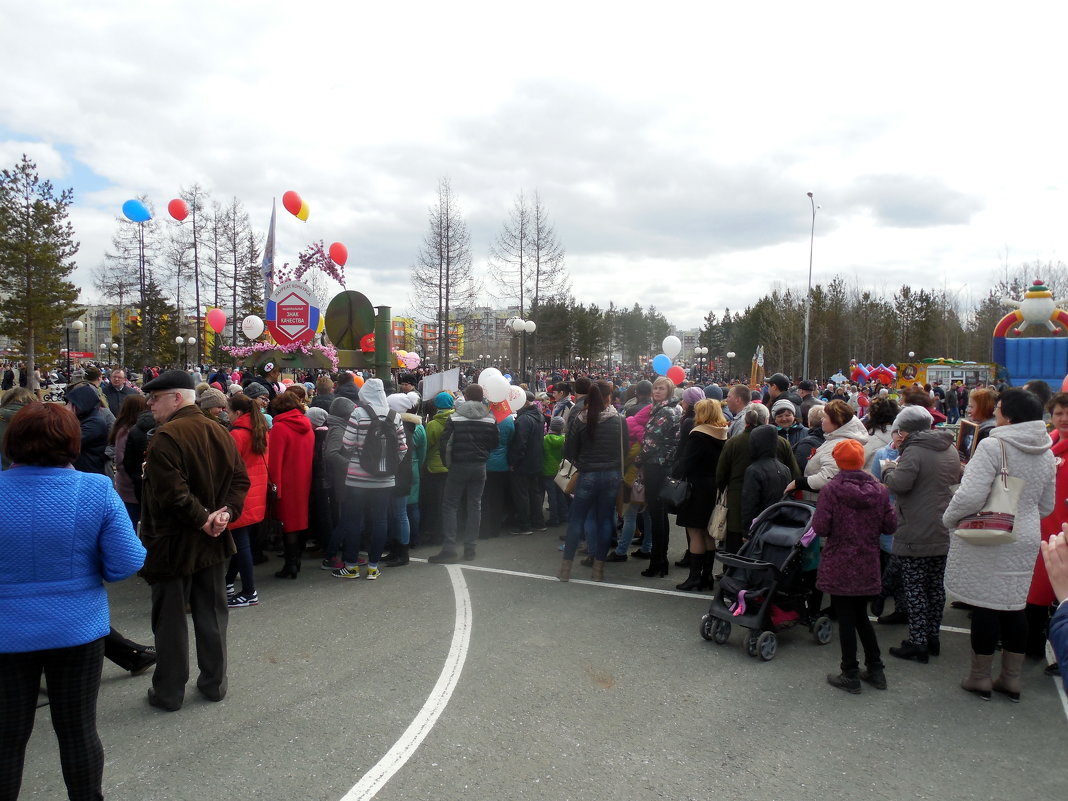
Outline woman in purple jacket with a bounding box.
[811,439,897,694]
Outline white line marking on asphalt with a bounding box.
[339,564,472,801]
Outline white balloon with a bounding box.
[483,375,509,403]
[661,335,682,359]
[242,315,264,340]
[506,384,526,412]
[478,367,502,384]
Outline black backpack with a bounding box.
[358,403,400,477]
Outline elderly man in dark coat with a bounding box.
[140,369,249,711]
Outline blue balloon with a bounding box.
[652,354,672,375]
[503,373,512,382]
[122,199,152,223]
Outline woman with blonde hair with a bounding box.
[636,376,682,578]
[673,398,729,591]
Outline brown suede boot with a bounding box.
[993,651,1025,702]
[558,559,573,583]
[961,651,995,700]
[591,560,605,582]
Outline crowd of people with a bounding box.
[2,358,1068,799]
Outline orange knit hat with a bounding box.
[832,439,865,471]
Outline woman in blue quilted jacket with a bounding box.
[0,403,146,801]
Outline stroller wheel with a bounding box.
[813,616,833,645]
[756,631,778,661]
[711,619,731,645]
[700,616,715,641]
[745,630,759,657]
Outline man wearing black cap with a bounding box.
[139,369,250,711]
[798,379,824,427]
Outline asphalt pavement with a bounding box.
[17,526,1068,801]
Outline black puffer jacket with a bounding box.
[440,400,499,466]
[740,424,793,529]
[565,408,627,473]
[124,410,157,502]
[509,404,545,474]
[67,383,109,475]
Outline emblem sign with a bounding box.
[265,280,320,346]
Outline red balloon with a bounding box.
[329,242,348,266]
[282,190,303,217]
[666,365,686,384]
[167,198,188,221]
[1061,374,1068,392]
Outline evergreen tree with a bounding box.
[0,155,80,390]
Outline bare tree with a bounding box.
[488,190,532,314]
[528,191,569,308]
[178,184,210,366]
[409,179,479,367]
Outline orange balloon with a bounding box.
[353,375,365,388]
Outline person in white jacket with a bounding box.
[943,388,1055,702]
[787,399,868,499]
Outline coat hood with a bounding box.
[66,383,101,419]
[454,399,493,421]
[826,415,869,445]
[899,428,954,454]
[329,395,356,421]
[749,424,780,460]
[135,409,156,432]
[273,407,313,435]
[991,419,1054,455]
[829,469,887,509]
[357,378,388,411]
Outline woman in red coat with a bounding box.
[225,394,270,607]
[1030,392,1068,670]
[269,388,314,578]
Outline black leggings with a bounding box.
[971,606,1028,655]
[0,637,105,801]
[643,464,671,563]
[832,595,881,672]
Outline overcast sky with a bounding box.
[3,3,1067,332]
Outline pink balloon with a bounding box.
[206,308,227,334]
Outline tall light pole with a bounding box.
[66,319,83,379]
[802,192,817,381]
[726,351,735,381]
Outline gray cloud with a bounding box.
[841,174,982,228]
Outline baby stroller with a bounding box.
[700,499,832,660]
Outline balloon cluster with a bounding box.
[650,336,687,384]
[477,368,528,414]
[849,362,898,385]
[123,189,350,270]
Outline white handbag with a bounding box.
[953,440,1023,546]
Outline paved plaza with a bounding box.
[18,531,1068,801]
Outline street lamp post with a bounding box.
[66,319,83,380]
[694,346,708,382]
[176,336,197,368]
[726,351,736,382]
[802,192,818,381]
